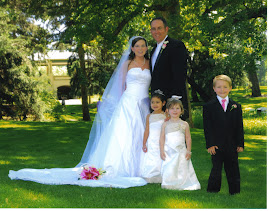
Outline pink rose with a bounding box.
[230,104,237,111]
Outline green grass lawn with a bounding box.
[0,87,267,208]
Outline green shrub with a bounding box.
[191,107,203,129]
[41,91,65,121]
[51,102,66,121]
[191,107,266,135]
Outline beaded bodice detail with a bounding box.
[165,120,186,135]
[149,113,166,123]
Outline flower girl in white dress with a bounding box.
[160,97,201,190]
[141,89,166,183]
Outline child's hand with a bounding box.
[237,147,244,153]
[160,151,166,160]
[207,146,218,155]
[142,145,147,153]
[164,109,170,122]
[185,151,192,160]
[164,116,170,122]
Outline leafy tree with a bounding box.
[149,0,266,100]
[7,0,150,121]
[189,0,266,98]
[0,6,53,120]
[3,0,265,123]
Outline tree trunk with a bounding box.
[78,44,91,121]
[185,82,194,128]
[189,71,200,102]
[187,76,211,102]
[191,88,199,102]
[248,69,262,97]
[246,56,261,97]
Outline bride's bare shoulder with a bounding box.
[127,60,134,70]
[124,59,131,65]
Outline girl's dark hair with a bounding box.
[151,90,166,102]
[128,37,149,60]
[150,89,166,112]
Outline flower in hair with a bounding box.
[171,95,182,100]
[154,89,165,96]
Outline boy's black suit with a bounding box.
[203,97,244,194]
[150,36,188,120]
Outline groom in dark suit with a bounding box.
[150,17,189,120]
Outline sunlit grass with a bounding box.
[0,124,34,128]
[238,157,254,160]
[162,198,201,208]
[0,160,11,165]
[16,156,32,160]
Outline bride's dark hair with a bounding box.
[128,37,149,60]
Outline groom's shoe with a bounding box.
[207,181,221,193]
[230,191,240,195]
[207,189,220,193]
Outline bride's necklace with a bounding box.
[133,57,145,68]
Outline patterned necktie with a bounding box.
[221,99,226,111]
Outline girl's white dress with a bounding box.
[141,113,166,183]
[161,120,201,190]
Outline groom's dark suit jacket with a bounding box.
[203,97,244,151]
[150,36,189,119]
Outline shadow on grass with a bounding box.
[0,121,92,171]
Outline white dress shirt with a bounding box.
[151,35,168,71]
[217,95,229,112]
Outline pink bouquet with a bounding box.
[79,164,106,180]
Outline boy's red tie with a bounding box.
[221,99,226,111]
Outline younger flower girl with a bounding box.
[160,97,201,190]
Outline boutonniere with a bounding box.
[160,41,169,54]
[230,104,237,111]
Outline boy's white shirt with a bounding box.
[217,95,229,112]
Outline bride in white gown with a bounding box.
[9,36,151,188]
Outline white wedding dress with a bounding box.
[9,67,151,188]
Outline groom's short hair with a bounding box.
[151,17,168,28]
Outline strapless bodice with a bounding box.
[124,68,151,99]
